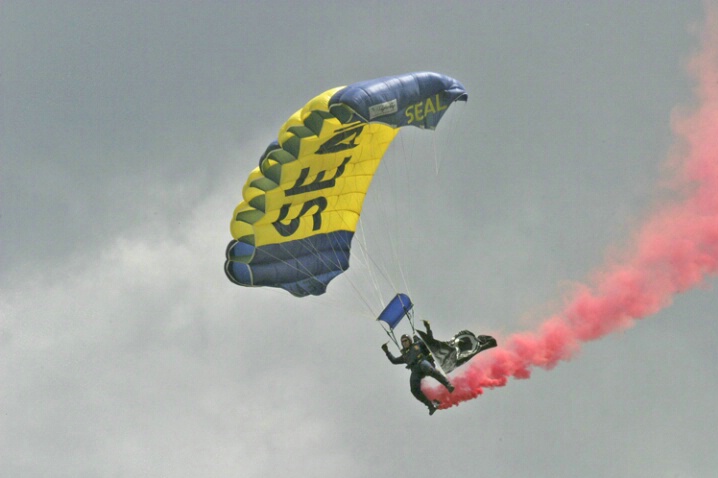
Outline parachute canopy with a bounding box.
[225,72,467,296]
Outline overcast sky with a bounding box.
[2,2,717,477]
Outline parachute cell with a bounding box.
[226,72,468,296]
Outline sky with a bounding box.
[2,1,717,477]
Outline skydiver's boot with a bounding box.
[428,403,437,416]
[436,375,455,393]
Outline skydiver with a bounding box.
[381,324,455,416]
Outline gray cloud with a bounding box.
[2,1,716,477]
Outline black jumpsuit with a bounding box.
[384,337,453,410]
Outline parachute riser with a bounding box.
[379,305,417,352]
[376,293,417,351]
[406,308,417,335]
[380,322,400,350]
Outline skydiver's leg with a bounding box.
[409,369,434,409]
[419,360,455,392]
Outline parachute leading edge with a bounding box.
[225,72,468,296]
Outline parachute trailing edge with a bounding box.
[225,72,467,296]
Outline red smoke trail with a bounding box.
[428,5,718,409]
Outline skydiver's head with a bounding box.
[400,334,412,349]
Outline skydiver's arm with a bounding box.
[422,320,434,339]
[383,348,406,365]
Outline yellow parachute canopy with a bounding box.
[226,72,467,296]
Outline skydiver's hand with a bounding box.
[381,343,389,352]
[423,320,430,328]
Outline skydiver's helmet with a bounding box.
[400,334,412,349]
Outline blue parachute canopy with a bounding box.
[377,293,414,330]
